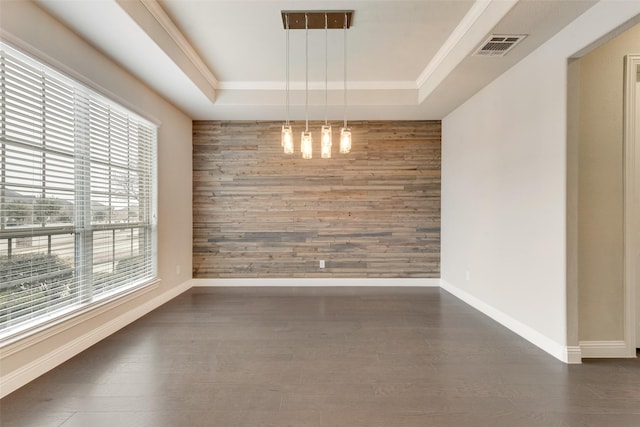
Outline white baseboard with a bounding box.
[192,278,440,287]
[565,346,583,364]
[440,280,582,364]
[579,340,635,358]
[0,279,193,398]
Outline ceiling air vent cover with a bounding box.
[473,34,527,57]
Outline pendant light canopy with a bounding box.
[280,10,353,159]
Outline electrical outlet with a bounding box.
[319,260,325,269]
[176,264,181,275]
[465,270,470,281]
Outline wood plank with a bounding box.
[193,120,441,278]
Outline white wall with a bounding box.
[0,1,193,396]
[441,0,640,363]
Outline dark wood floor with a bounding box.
[1,287,639,427]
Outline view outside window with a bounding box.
[0,42,157,337]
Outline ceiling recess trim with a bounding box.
[139,0,219,87]
[117,0,219,100]
[281,10,353,30]
[415,0,519,103]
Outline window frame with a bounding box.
[0,40,158,344]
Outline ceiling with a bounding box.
[35,0,597,121]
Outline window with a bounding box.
[0,42,157,339]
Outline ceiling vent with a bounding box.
[473,34,527,57]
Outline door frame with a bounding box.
[623,54,639,354]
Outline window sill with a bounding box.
[0,279,160,358]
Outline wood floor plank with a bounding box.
[1,287,639,427]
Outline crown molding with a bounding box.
[140,0,218,89]
[117,0,218,101]
[218,80,417,91]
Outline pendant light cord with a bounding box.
[343,12,347,129]
[324,13,328,125]
[305,13,309,132]
[285,14,290,126]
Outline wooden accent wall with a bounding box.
[193,120,441,278]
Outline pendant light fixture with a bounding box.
[300,13,313,159]
[280,10,353,159]
[320,13,332,159]
[339,11,352,154]
[281,13,294,154]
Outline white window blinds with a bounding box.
[0,42,157,338]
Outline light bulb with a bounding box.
[301,131,313,159]
[340,127,351,153]
[282,125,293,154]
[321,125,332,159]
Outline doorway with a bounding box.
[635,63,640,348]
[623,55,640,351]
[572,23,640,358]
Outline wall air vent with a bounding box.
[473,34,527,57]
